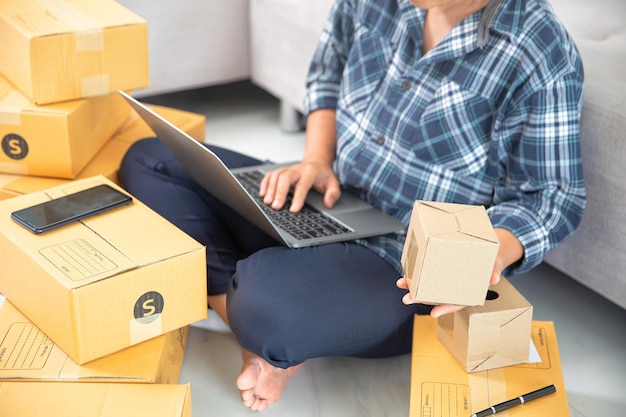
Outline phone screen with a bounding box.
[11,184,132,234]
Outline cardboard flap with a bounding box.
[420,201,469,214]
[467,350,530,373]
[456,206,498,243]
[418,202,459,236]
[418,201,497,243]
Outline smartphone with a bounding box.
[11,184,133,234]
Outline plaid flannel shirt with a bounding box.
[303,0,585,276]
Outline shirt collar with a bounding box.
[480,0,527,47]
[398,0,527,48]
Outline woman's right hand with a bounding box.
[259,159,341,212]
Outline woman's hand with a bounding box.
[395,266,501,318]
[259,160,341,212]
[396,227,522,318]
[260,108,340,213]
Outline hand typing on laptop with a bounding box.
[259,110,341,213]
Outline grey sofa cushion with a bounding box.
[544,0,626,309]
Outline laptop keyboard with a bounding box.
[234,170,352,241]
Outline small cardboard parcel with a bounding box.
[437,277,533,372]
[0,175,207,364]
[0,295,188,383]
[401,201,499,306]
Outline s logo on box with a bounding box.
[2,134,29,160]
[134,291,164,324]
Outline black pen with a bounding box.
[470,384,557,417]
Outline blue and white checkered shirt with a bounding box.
[303,0,585,276]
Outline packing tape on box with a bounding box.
[81,75,110,98]
[130,314,163,346]
[0,91,29,126]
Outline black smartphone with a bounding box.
[11,184,133,234]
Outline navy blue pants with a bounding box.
[120,138,430,368]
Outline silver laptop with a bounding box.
[119,91,405,248]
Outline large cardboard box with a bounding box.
[0,104,206,200]
[401,201,499,306]
[0,176,207,364]
[437,278,533,372]
[0,76,129,178]
[0,295,188,383]
[0,0,149,105]
[0,382,191,417]
[410,316,570,417]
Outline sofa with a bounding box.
[119,0,626,310]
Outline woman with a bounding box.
[120,0,584,411]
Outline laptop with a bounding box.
[119,91,405,248]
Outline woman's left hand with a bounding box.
[396,266,502,318]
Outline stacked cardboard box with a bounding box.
[0,104,207,200]
[0,0,209,412]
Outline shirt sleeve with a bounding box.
[488,68,586,276]
[303,0,355,115]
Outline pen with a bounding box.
[470,384,557,417]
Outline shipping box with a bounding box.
[0,103,206,200]
[437,277,533,372]
[401,201,499,306]
[410,316,569,417]
[0,295,188,383]
[0,176,207,364]
[0,75,129,178]
[0,382,191,417]
[0,0,149,105]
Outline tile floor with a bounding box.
[139,82,626,417]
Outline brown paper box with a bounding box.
[401,201,499,306]
[0,176,207,364]
[437,277,533,372]
[0,0,149,105]
[0,382,191,417]
[0,297,188,383]
[410,315,570,417]
[0,76,129,178]
[0,103,206,200]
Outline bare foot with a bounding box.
[236,349,302,411]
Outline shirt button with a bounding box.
[376,135,385,145]
[402,81,412,90]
